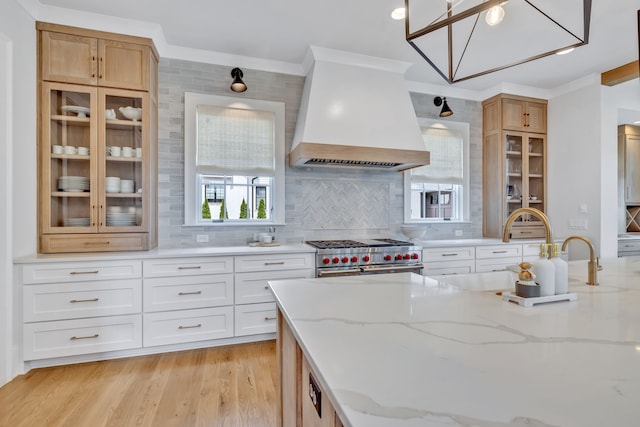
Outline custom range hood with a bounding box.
[290,46,429,171]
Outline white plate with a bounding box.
[61,106,91,117]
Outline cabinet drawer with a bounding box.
[234,303,277,337]
[522,243,544,258]
[476,244,522,259]
[40,233,150,253]
[143,274,234,312]
[143,306,234,347]
[23,314,142,360]
[143,257,233,278]
[24,279,142,322]
[618,240,640,252]
[422,246,475,262]
[509,225,546,239]
[423,259,475,276]
[235,253,314,273]
[22,260,142,284]
[235,269,314,305]
[475,257,522,272]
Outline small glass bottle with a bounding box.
[550,243,569,294]
[531,244,555,297]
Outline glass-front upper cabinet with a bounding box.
[100,88,149,232]
[41,82,98,233]
[40,82,149,243]
[504,131,546,228]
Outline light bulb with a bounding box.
[485,5,505,26]
[391,7,405,20]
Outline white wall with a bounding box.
[0,0,37,386]
[548,81,603,260]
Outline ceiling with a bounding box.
[33,0,639,92]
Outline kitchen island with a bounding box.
[270,257,640,427]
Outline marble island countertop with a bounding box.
[269,257,640,427]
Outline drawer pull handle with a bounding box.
[264,286,269,290]
[85,241,110,245]
[441,253,458,257]
[69,270,99,275]
[70,298,99,303]
[178,266,202,270]
[492,250,508,254]
[264,261,285,266]
[178,291,202,296]
[520,231,533,234]
[264,316,277,321]
[70,334,99,341]
[178,324,202,330]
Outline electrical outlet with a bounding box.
[455,229,463,237]
[196,234,209,243]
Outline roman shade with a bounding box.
[411,127,463,184]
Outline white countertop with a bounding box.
[13,243,315,264]
[270,257,640,427]
[417,237,563,248]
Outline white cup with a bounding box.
[52,145,64,154]
[108,146,121,157]
[77,147,89,156]
[135,147,142,158]
[261,235,273,243]
[122,147,133,157]
[105,109,116,120]
[64,146,77,155]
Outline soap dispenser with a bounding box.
[550,243,569,294]
[531,244,555,297]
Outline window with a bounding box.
[404,118,470,222]
[184,93,285,225]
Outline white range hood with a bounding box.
[289,46,429,171]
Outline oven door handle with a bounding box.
[360,264,424,274]
[317,268,362,278]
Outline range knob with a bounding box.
[351,256,358,263]
[322,257,330,265]
[384,255,392,261]
[363,255,370,262]
[403,254,411,260]
[341,256,349,263]
[332,257,340,264]
[411,253,420,260]
[395,254,403,261]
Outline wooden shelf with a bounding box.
[51,191,90,197]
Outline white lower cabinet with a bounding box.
[475,245,522,272]
[143,306,234,347]
[17,250,315,366]
[422,246,475,276]
[23,314,142,360]
[235,302,277,337]
[20,260,143,361]
[234,254,314,336]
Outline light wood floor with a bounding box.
[0,340,277,427]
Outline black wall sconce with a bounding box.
[434,96,453,117]
[230,67,247,93]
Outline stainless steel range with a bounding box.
[306,239,423,278]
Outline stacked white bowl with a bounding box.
[119,179,134,193]
[105,177,120,193]
[57,176,89,192]
[106,206,137,226]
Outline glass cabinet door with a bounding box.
[41,83,98,233]
[99,88,149,232]
[505,133,523,220]
[526,135,545,214]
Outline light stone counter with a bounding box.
[13,243,315,264]
[270,257,640,427]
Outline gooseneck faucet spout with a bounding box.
[561,236,602,286]
[502,207,553,245]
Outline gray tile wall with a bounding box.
[157,58,483,248]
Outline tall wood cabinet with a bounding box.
[618,125,640,232]
[37,22,158,253]
[482,94,548,239]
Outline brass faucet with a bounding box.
[561,236,602,286]
[502,207,553,246]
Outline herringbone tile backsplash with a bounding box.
[302,180,389,230]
